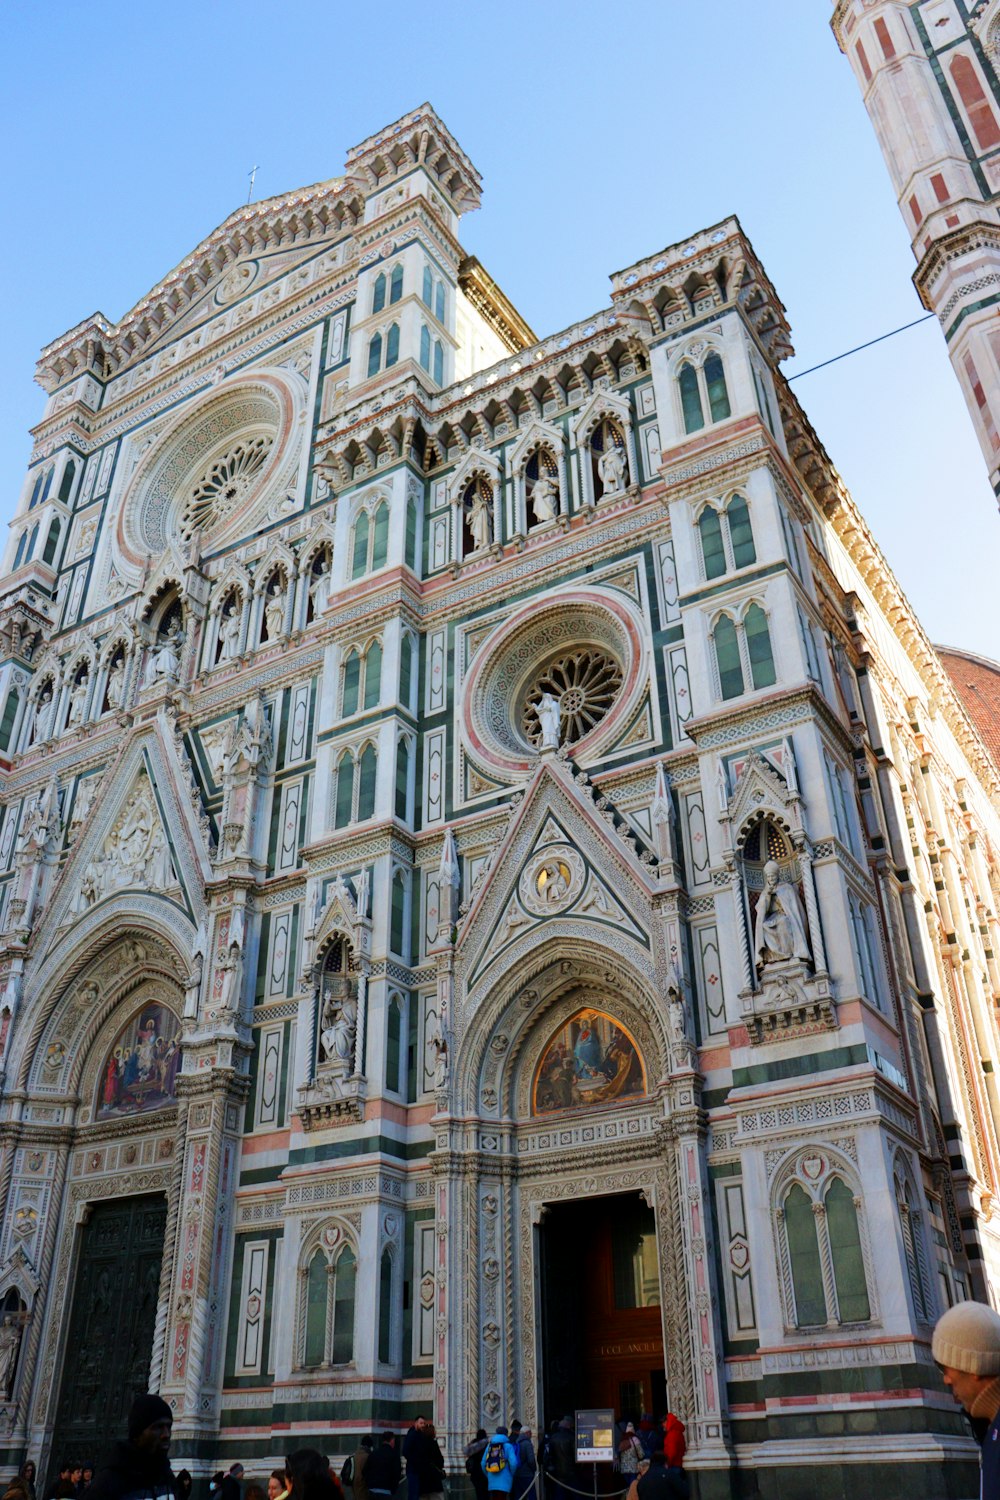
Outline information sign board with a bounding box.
[575,1409,616,1463]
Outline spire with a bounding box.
[437,827,460,938]
[651,762,677,867]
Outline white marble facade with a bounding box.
[0,104,995,1500]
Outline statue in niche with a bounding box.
[0,1316,22,1401]
[319,975,357,1068]
[147,615,183,685]
[536,692,562,750]
[753,859,811,971]
[309,558,331,617]
[264,583,285,641]
[106,656,126,710]
[217,603,241,662]
[67,672,90,727]
[530,473,558,525]
[468,490,492,552]
[30,687,54,744]
[426,1021,448,1090]
[597,441,627,496]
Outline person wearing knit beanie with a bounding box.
[84,1392,174,1500]
[933,1302,1000,1497]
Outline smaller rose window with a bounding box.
[181,434,274,540]
[521,649,623,748]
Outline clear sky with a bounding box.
[2,1,997,656]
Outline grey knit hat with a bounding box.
[932,1302,1000,1375]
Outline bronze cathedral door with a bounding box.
[50,1195,167,1468]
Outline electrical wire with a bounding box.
[786,312,936,381]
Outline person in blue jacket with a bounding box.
[933,1301,1000,1499]
[480,1428,520,1496]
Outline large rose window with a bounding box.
[462,587,646,775]
[521,649,623,748]
[181,435,274,540]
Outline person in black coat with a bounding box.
[82,1393,175,1500]
[362,1435,401,1500]
[635,1452,687,1500]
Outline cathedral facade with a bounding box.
[0,104,998,1500]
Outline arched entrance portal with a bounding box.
[449,943,707,1447]
[4,927,188,1475]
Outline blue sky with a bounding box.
[2,1,997,655]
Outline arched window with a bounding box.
[357,744,377,821]
[41,518,61,567]
[399,632,416,707]
[351,510,370,580]
[378,1248,394,1363]
[386,995,404,1095]
[372,273,387,314]
[420,324,431,371]
[0,688,20,753]
[826,1177,870,1322]
[367,333,382,379]
[698,499,755,580]
[714,615,744,700]
[26,524,39,562]
[390,868,408,959]
[405,497,419,573]
[434,280,445,323]
[679,363,704,433]
[12,531,27,571]
[304,1249,328,1366]
[28,472,44,509]
[395,738,410,821]
[727,496,755,568]
[41,470,53,504]
[342,650,361,716]
[704,353,731,422]
[389,265,403,304]
[698,508,726,580]
[433,340,444,386]
[422,265,433,307]
[302,1241,356,1368]
[363,641,382,710]
[784,1184,826,1327]
[58,460,76,504]
[332,1246,356,1364]
[371,502,389,569]
[895,1163,934,1323]
[385,323,400,368]
[335,752,355,829]
[744,603,776,689]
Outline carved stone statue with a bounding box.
[536,692,562,750]
[427,1022,448,1090]
[30,687,54,744]
[754,860,811,970]
[67,672,90,727]
[530,473,558,525]
[218,604,241,662]
[320,983,357,1068]
[106,657,126,710]
[0,1317,21,1401]
[468,491,492,552]
[355,867,370,921]
[309,560,331,616]
[597,441,628,496]
[218,948,243,1017]
[147,616,183,685]
[650,762,676,866]
[264,586,285,641]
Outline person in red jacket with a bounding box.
[661,1415,685,1471]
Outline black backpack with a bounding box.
[340,1457,354,1486]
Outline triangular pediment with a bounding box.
[41,717,212,950]
[508,418,564,475]
[724,741,799,841]
[458,756,656,996]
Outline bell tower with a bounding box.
[832,0,1000,508]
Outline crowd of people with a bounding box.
[13,1307,1000,1500]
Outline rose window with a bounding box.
[520,649,624,747]
[181,435,274,539]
